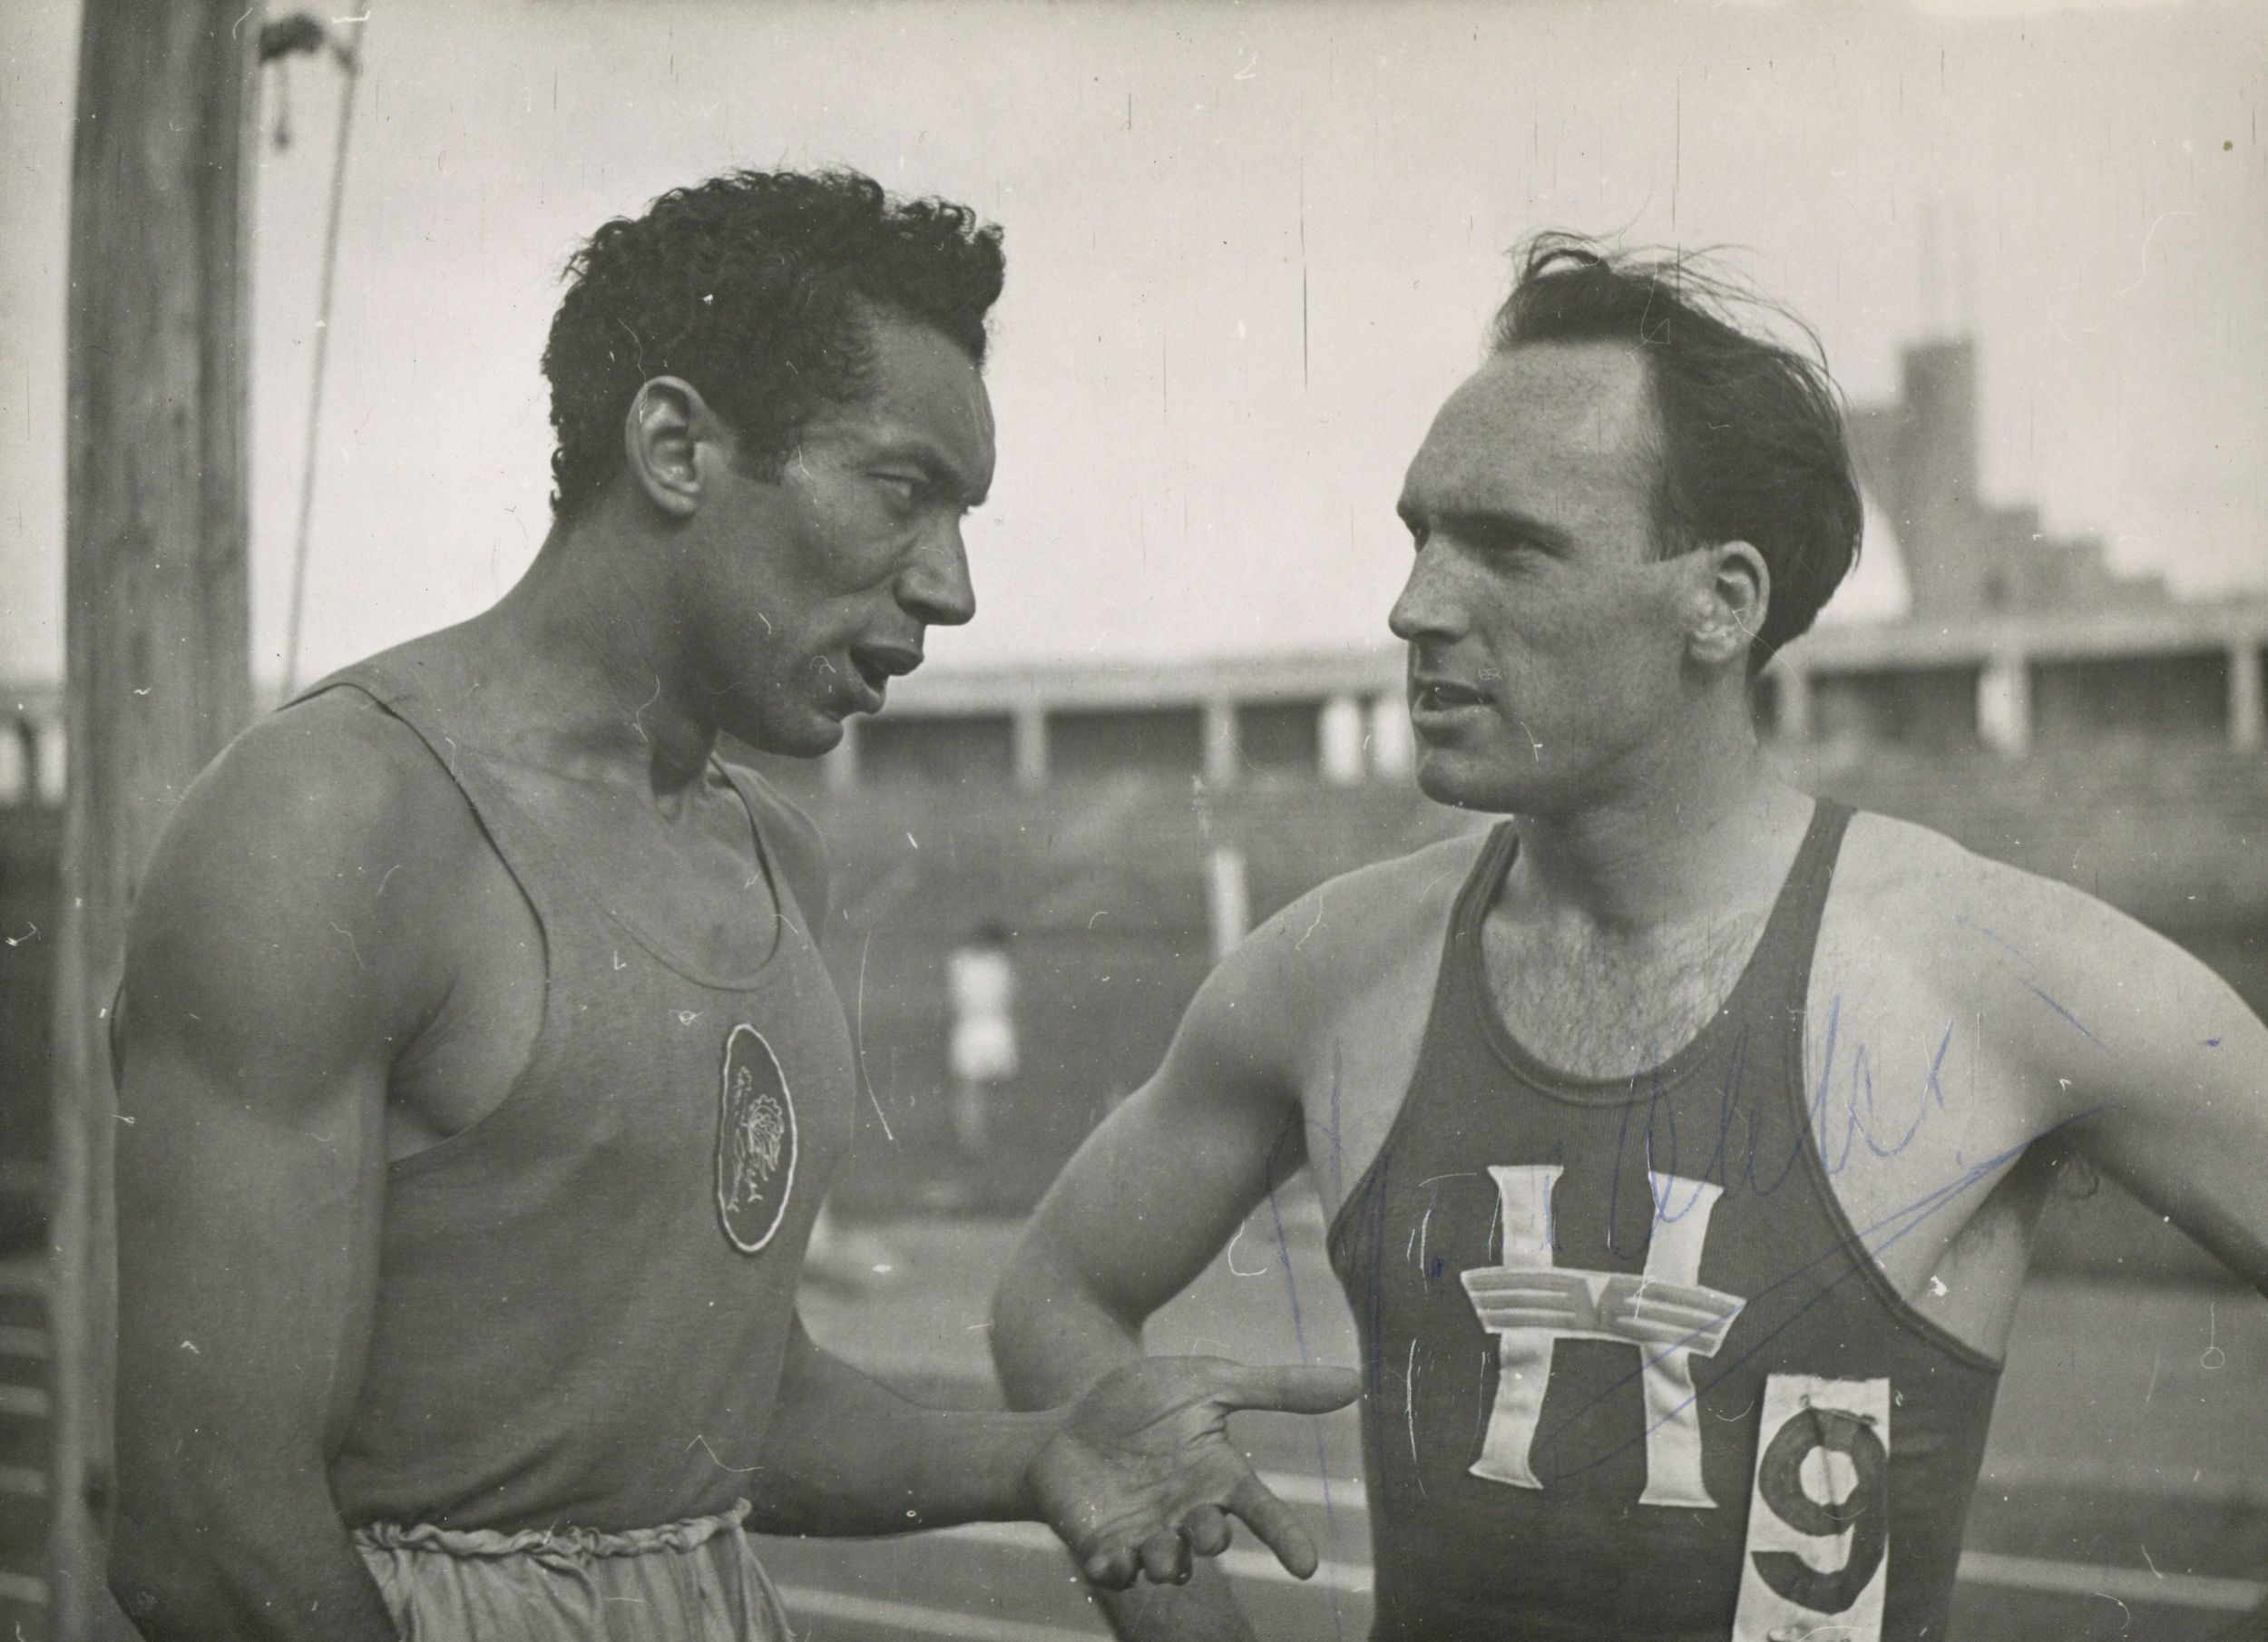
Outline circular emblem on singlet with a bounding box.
[717,1024,797,1254]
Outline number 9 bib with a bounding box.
[1733,1374,1890,1642]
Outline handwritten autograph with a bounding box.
[1273,996,2108,1490]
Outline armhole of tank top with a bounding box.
[1778,801,2005,1376]
[1325,824,1518,1266]
[282,680,567,1182]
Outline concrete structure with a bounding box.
[1767,602,2267,758]
[770,650,1415,796]
[768,606,2264,794]
[1848,338,2170,619]
[3,601,2263,806]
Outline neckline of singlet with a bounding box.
[552,757,798,992]
[1455,797,1853,1109]
[308,662,800,994]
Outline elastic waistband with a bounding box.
[353,1500,752,1562]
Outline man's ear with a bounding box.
[1686,540,1771,669]
[621,376,725,519]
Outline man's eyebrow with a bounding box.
[872,436,988,507]
[1400,500,1569,549]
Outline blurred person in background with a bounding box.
[948,918,1022,1188]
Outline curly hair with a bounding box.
[1492,235,1862,670]
[542,168,1006,521]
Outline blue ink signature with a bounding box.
[1600,997,1957,1250]
[1315,994,2106,1497]
[1529,1112,2094,1487]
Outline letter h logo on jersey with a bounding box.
[1461,1164,1747,1508]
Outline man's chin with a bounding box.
[726,708,846,763]
[1413,747,1528,815]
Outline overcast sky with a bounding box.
[3,0,2263,684]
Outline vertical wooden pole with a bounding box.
[53,4,255,1636]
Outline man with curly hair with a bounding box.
[106,168,1355,1642]
[992,239,2268,1641]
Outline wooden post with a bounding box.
[53,4,256,1636]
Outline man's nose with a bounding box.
[898,520,977,629]
[1388,542,1464,643]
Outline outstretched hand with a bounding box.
[1027,1356,1363,1590]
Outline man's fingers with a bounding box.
[1183,1503,1233,1558]
[1083,1547,1137,1590]
[1215,1363,1364,1416]
[1225,1474,1321,1579]
[1139,1526,1193,1585]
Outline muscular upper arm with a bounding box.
[992,843,1473,1403]
[991,901,1321,1401]
[1042,943,1309,1288]
[1950,854,2268,1292]
[114,700,450,1525]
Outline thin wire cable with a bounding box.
[281,13,369,693]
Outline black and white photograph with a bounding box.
[1,2,2263,1638]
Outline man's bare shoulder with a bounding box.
[1840,809,2164,961]
[1231,827,1494,1003]
[1833,808,2221,1067]
[126,689,477,1046]
[161,689,465,883]
[1151,827,1492,1117]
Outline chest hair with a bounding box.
[1482,906,1774,1081]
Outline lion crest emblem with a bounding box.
[716,1024,797,1253]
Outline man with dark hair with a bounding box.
[1490,236,1862,670]
[992,237,2268,1640]
[107,168,1355,1642]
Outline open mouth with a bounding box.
[1412,678,1491,712]
[845,642,923,711]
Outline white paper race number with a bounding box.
[1732,1374,1890,1642]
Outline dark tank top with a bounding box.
[294,657,857,1532]
[1328,801,2001,1641]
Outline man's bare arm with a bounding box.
[989,913,1322,1639]
[992,915,1317,1406]
[746,1319,1354,1589]
[109,711,441,1641]
[2005,872,2268,1642]
[1996,873,2268,1292]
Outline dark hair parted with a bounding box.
[1492,234,1862,669]
[542,168,1005,522]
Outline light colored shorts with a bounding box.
[949,1016,1019,1084]
[352,1499,793,1640]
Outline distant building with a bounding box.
[1848,337,2168,619]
